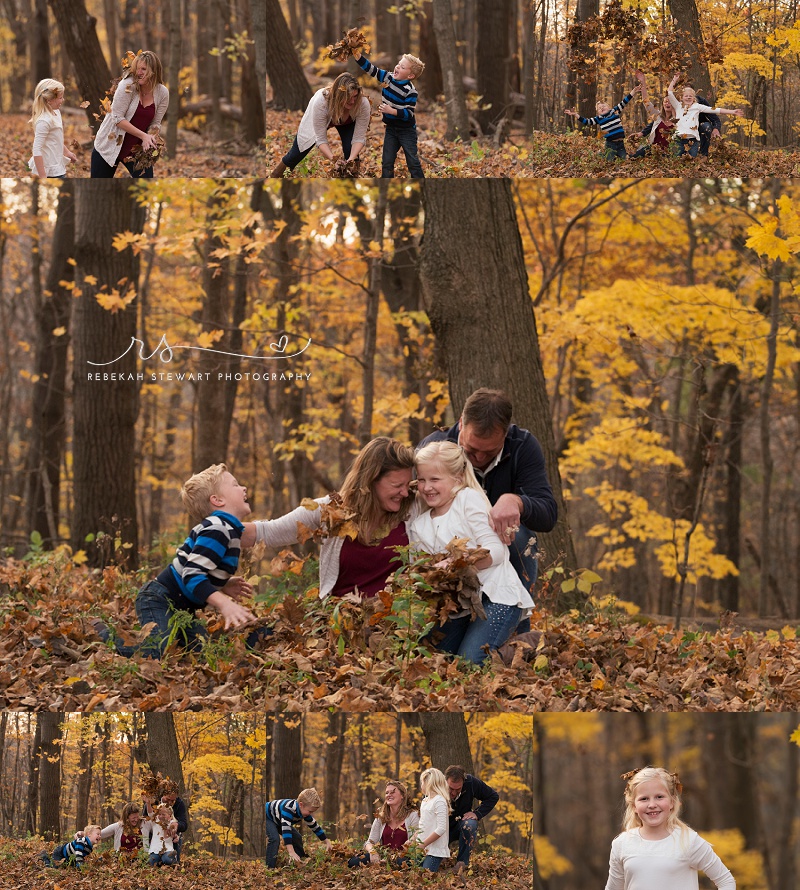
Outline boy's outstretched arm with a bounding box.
[206,592,255,628]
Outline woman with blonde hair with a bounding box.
[270,72,370,177]
[245,437,416,601]
[28,78,77,178]
[605,766,735,889]
[91,50,169,178]
[349,779,419,868]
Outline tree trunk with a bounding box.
[476,0,511,134]
[273,716,303,799]
[38,713,62,840]
[75,721,95,830]
[419,3,443,99]
[667,0,712,96]
[71,181,144,569]
[265,0,312,110]
[102,0,118,66]
[24,716,42,836]
[252,0,267,113]
[165,0,182,158]
[25,181,74,547]
[431,0,470,140]
[406,713,473,773]
[419,179,578,599]
[239,0,267,144]
[48,0,112,132]
[777,715,798,890]
[31,0,52,84]
[323,712,346,839]
[565,0,599,121]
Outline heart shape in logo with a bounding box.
[270,335,288,353]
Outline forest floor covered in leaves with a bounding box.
[2,838,532,890]
[1,550,798,712]
[0,113,264,179]
[266,105,800,179]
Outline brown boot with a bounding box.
[270,160,287,178]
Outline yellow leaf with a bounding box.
[533,654,548,672]
[83,274,98,285]
[781,626,797,640]
[745,218,790,261]
[196,329,223,348]
[52,327,66,337]
[72,550,89,565]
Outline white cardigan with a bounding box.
[418,795,450,858]
[93,77,169,165]
[296,88,370,152]
[253,497,417,599]
[667,92,719,140]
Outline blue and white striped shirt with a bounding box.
[356,54,418,128]
[266,799,327,844]
[578,93,634,141]
[157,510,243,607]
[53,836,94,867]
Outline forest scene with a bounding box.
[0,712,797,889]
[266,0,800,178]
[0,176,798,711]
[0,0,266,177]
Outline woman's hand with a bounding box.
[140,132,157,151]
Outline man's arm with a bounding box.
[508,432,558,532]
[469,776,500,821]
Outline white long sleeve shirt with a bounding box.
[668,93,721,140]
[418,795,450,859]
[605,827,735,890]
[28,111,66,177]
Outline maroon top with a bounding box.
[381,822,409,850]
[653,120,674,149]
[119,101,156,162]
[119,831,141,852]
[332,523,409,597]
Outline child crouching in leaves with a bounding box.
[38,824,101,868]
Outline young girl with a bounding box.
[417,768,451,872]
[605,766,735,889]
[667,73,743,158]
[91,50,169,179]
[142,802,179,866]
[28,79,77,178]
[632,71,675,157]
[410,441,533,665]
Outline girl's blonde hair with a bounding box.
[131,50,164,93]
[376,779,415,825]
[339,437,415,543]
[681,86,697,105]
[414,441,491,510]
[29,78,64,126]
[325,73,363,125]
[419,768,452,814]
[621,766,687,834]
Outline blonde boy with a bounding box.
[353,48,425,178]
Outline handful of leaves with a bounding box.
[331,157,361,178]
[297,491,359,543]
[124,134,166,172]
[327,23,370,61]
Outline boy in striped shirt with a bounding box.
[353,48,425,178]
[265,788,332,867]
[134,463,257,657]
[565,82,642,160]
[39,825,102,868]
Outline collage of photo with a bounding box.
[0,1,798,888]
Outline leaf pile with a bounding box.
[327,24,370,62]
[331,157,362,178]
[266,106,800,179]
[1,552,798,712]
[0,838,533,890]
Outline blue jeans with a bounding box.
[603,138,626,160]
[90,147,155,178]
[135,579,207,658]
[431,595,523,665]
[449,817,478,866]
[381,125,424,178]
[699,121,715,156]
[148,851,177,866]
[265,819,304,867]
[421,855,444,872]
[282,119,356,169]
[672,137,699,158]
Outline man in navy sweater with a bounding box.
[418,388,557,604]
[445,765,500,876]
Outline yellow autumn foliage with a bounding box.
[701,830,766,890]
[533,835,573,878]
